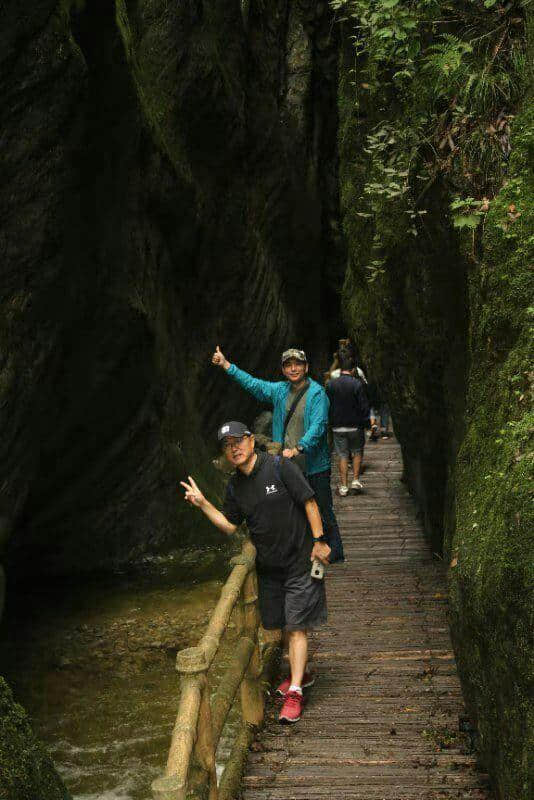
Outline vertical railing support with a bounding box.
[152,646,208,800]
[240,571,263,726]
[194,677,218,800]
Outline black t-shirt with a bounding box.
[223,452,315,577]
[326,374,370,429]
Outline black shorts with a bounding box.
[257,569,327,631]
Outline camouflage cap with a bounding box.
[281,348,307,364]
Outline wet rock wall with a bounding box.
[0,0,343,576]
[1,2,342,794]
[337,6,533,797]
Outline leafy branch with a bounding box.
[332,0,529,279]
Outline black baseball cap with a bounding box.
[217,421,252,443]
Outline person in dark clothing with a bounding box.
[328,339,367,384]
[326,354,370,495]
[180,421,330,724]
[366,380,390,440]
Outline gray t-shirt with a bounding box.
[284,383,309,472]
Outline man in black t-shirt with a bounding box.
[180,421,331,724]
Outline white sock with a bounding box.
[288,684,303,695]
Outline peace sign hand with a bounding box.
[211,345,230,370]
[180,476,206,508]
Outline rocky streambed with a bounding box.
[0,549,239,800]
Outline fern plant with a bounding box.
[332,0,530,280]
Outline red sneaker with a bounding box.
[275,672,315,697]
[278,690,303,723]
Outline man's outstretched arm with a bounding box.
[180,476,238,535]
[212,345,282,404]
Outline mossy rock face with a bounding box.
[0,4,343,797]
[0,677,70,800]
[447,102,534,800]
[337,30,469,553]
[337,6,533,798]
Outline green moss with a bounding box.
[447,100,534,800]
[0,677,70,800]
[114,0,193,178]
[337,4,533,797]
[338,20,470,544]
[115,0,245,188]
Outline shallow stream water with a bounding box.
[0,547,240,800]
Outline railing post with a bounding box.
[193,677,218,800]
[152,646,206,800]
[233,583,245,637]
[240,570,263,726]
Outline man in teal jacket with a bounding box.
[212,346,345,562]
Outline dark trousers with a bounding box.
[307,470,345,563]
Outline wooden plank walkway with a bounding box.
[242,436,491,800]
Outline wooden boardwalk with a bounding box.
[242,436,491,800]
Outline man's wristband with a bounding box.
[313,534,328,543]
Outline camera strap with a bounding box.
[282,381,309,445]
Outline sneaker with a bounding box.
[338,485,349,496]
[279,690,303,723]
[275,672,315,697]
[351,479,363,491]
[381,431,390,439]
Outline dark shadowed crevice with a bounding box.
[2,0,345,578]
[7,0,160,574]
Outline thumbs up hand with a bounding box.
[212,346,230,370]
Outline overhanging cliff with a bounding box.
[0,0,343,576]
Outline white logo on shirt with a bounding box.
[265,484,278,495]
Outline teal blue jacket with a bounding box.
[226,364,331,476]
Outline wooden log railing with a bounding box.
[151,539,279,800]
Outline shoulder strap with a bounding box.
[282,382,309,443]
[273,456,288,491]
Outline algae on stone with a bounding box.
[0,677,70,800]
[447,100,534,800]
